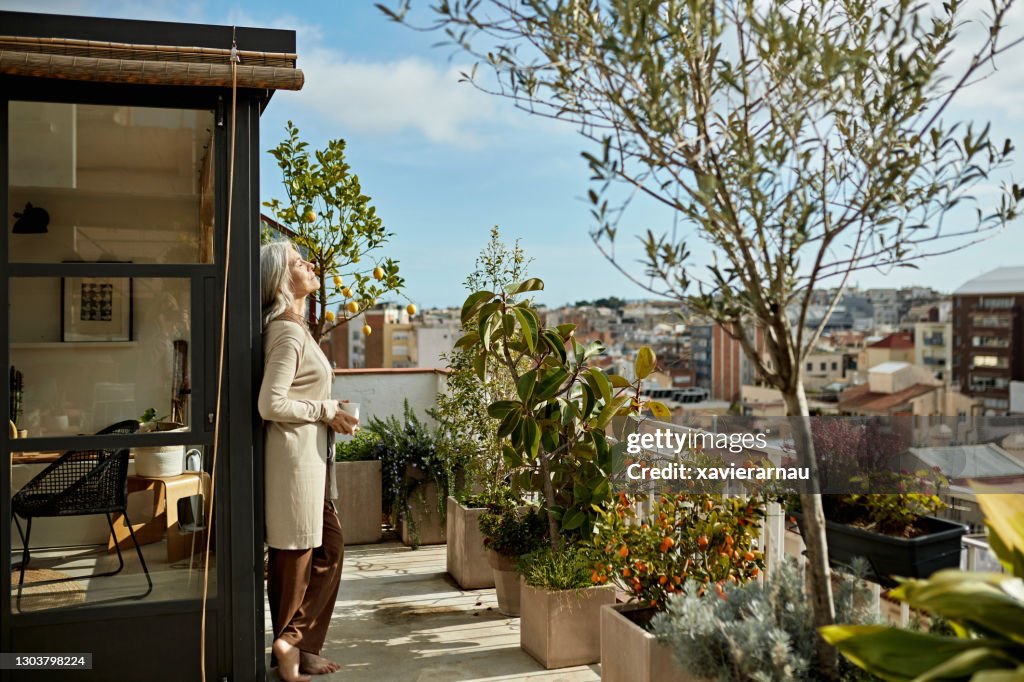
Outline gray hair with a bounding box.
[260,241,296,329]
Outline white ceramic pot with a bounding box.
[134,445,185,478]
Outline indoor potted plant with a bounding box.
[334,429,383,545]
[477,497,547,615]
[594,492,766,682]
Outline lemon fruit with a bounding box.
[362,324,372,336]
[325,311,335,322]
[303,210,316,223]
[373,266,385,280]
[333,275,342,288]
[406,303,417,315]
[341,287,352,298]
[346,301,359,314]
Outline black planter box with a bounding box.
[793,513,967,586]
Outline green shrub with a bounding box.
[652,558,878,681]
[517,545,595,591]
[334,430,381,462]
[478,503,547,558]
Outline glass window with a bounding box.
[8,102,215,264]
[10,278,191,437]
[10,441,216,612]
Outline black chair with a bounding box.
[11,421,152,609]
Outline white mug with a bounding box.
[339,401,360,420]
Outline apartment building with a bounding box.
[915,322,953,381]
[953,267,1024,414]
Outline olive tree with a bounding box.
[379,0,1022,676]
[265,121,405,343]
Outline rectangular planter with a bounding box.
[795,512,967,585]
[600,603,694,682]
[446,497,494,589]
[336,460,382,545]
[399,480,446,547]
[520,579,615,669]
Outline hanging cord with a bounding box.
[200,30,240,682]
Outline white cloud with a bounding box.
[293,45,499,147]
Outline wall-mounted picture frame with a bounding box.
[61,276,133,342]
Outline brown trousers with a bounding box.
[267,501,344,657]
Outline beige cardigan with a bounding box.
[258,318,339,550]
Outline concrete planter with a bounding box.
[486,549,521,616]
[399,481,446,547]
[446,497,494,589]
[520,579,615,669]
[600,603,694,682]
[336,460,382,545]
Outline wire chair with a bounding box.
[11,420,152,610]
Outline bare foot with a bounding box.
[272,639,311,682]
[300,651,341,675]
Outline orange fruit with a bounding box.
[303,210,315,223]
[697,535,709,550]
[618,545,629,558]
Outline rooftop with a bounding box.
[867,332,915,350]
[838,381,938,412]
[266,543,599,681]
[954,266,1024,296]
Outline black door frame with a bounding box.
[0,75,268,681]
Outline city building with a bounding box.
[710,322,768,404]
[953,266,1024,414]
[838,362,976,419]
[859,330,915,372]
[915,321,953,381]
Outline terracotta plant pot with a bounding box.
[336,460,382,545]
[601,602,696,682]
[446,497,494,589]
[485,548,520,616]
[520,579,615,669]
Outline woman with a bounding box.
[258,241,358,682]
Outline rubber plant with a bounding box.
[457,277,667,546]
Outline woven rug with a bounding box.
[11,568,87,610]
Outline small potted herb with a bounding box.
[517,543,615,669]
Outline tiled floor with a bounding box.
[264,542,601,681]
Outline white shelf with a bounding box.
[11,341,139,349]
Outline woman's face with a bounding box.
[287,245,319,298]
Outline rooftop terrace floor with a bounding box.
[264,541,601,681]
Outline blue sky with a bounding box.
[4,0,1023,309]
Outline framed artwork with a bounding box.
[61,276,133,342]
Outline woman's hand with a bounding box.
[327,403,359,435]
